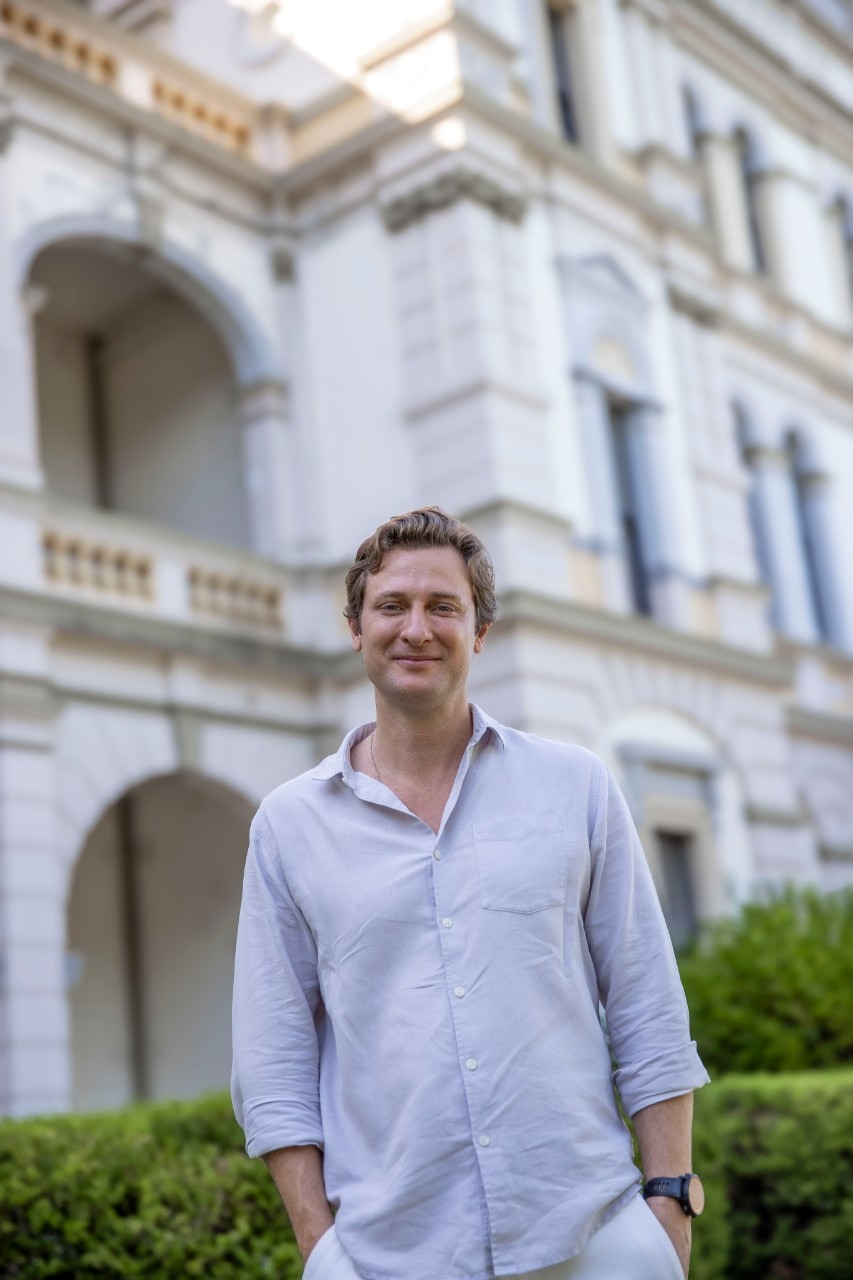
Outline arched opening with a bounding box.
[598,707,748,938]
[66,771,253,1111]
[30,241,252,548]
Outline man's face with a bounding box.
[348,546,490,711]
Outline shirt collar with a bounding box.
[309,702,506,783]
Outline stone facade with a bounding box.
[1,0,852,1115]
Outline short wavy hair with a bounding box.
[344,506,499,633]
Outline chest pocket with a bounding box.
[474,812,567,914]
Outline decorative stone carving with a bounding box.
[381,168,527,232]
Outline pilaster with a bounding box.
[797,469,851,651]
[573,374,632,614]
[0,624,68,1116]
[700,132,754,272]
[0,109,44,492]
[383,161,575,596]
[237,379,291,561]
[753,169,836,324]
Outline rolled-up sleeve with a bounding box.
[584,762,710,1118]
[231,807,325,1157]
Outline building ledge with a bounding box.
[498,589,794,687]
[0,584,361,681]
[787,706,853,746]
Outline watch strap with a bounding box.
[644,1177,684,1201]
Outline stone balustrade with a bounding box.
[42,529,154,600]
[0,0,118,85]
[187,566,283,629]
[0,0,255,155]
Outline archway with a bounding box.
[30,240,254,549]
[66,771,253,1110]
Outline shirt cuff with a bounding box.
[240,1099,325,1159]
[614,1040,711,1118]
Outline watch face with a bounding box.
[686,1175,705,1216]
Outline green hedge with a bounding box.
[3,1073,853,1278]
[0,1094,299,1279]
[678,886,853,1075]
[690,1068,853,1280]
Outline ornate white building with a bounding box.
[1,0,852,1117]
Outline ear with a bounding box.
[473,621,491,654]
[348,616,363,651]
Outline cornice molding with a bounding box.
[381,165,527,231]
[668,280,853,399]
[496,588,795,686]
[360,4,517,74]
[0,585,361,680]
[787,706,853,746]
[744,803,808,828]
[673,0,853,169]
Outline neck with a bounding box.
[372,694,473,784]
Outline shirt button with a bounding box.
[466,1058,478,1071]
[454,986,465,998]
[433,849,442,860]
[479,1135,490,1147]
[442,917,453,928]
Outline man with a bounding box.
[232,507,709,1280]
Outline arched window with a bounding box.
[733,402,774,606]
[682,85,704,158]
[734,128,767,273]
[547,2,579,144]
[786,431,832,644]
[834,194,853,316]
[608,399,652,616]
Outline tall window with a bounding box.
[547,4,579,144]
[787,433,831,644]
[835,195,853,317]
[609,402,652,616]
[655,831,698,950]
[735,128,767,273]
[682,85,703,158]
[734,403,774,605]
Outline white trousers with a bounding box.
[303,1194,684,1280]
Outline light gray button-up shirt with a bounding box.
[231,705,709,1280]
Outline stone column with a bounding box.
[0,628,69,1115]
[699,133,754,272]
[796,468,851,650]
[237,379,290,560]
[746,445,819,644]
[574,374,632,614]
[753,169,836,324]
[0,116,44,491]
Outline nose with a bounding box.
[400,605,432,646]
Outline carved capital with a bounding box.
[381,167,527,232]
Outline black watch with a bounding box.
[643,1173,705,1217]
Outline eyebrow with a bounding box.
[372,590,466,604]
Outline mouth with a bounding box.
[392,656,440,664]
